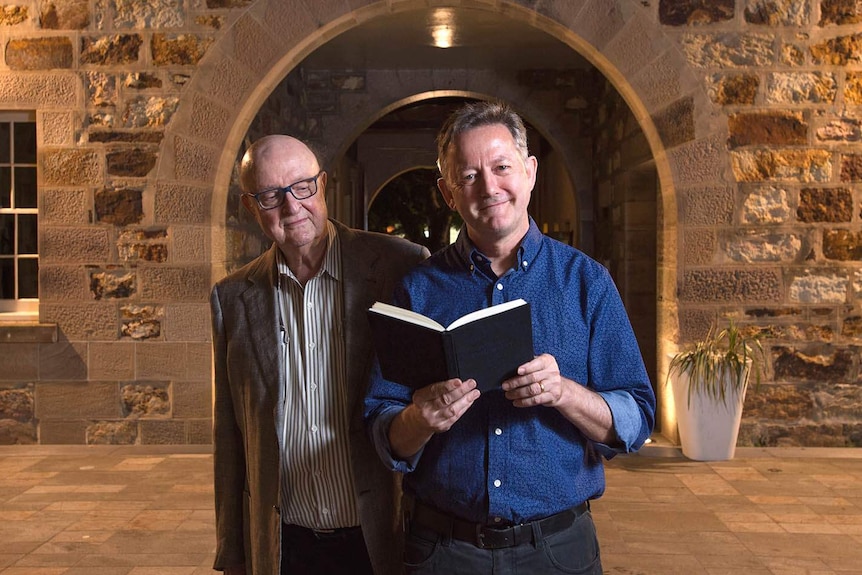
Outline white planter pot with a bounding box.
[670,367,750,461]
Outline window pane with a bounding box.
[0,167,9,208]
[0,123,9,164]
[15,167,37,208]
[18,258,38,298]
[0,258,13,299]
[0,214,12,255]
[18,214,37,254]
[14,122,36,164]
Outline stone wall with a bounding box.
[0,0,860,447]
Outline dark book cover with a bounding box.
[367,299,534,392]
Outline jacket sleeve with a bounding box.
[211,284,248,570]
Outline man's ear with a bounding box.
[437,177,456,210]
[240,193,256,214]
[318,171,328,197]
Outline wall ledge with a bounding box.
[0,322,58,343]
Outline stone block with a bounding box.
[81,34,142,65]
[40,226,111,263]
[41,0,90,29]
[40,265,86,301]
[845,72,862,104]
[682,33,774,68]
[744,383,814,420]
[121,382,170,418]
[171,226,209,263]
[0,419,37,445]
[681,269,782,302]
[669,134,725,187]
[839,153,862,182]
[189,95,230,141]
[84,71,116,107]
[723,232,802,263]
[684,229,715,265]
[40,420,87,444]
[41,149,103,186]
[0,383,35,423]
[39,189,89,225]
[821,0,862,25]
[815,118,862,142]
[765,72,837,103]
[772,345,853,381]
[0,73,77,107]
[631,52,682,111]
[88,342,135,379]
[659,0,733,25]
[165,303,211,343]
[139,265,210,301]
[731,149,832,183]
[172,381,211,418]
[0,325,57,344]
[154,183,211,224]
[120,303,163,340]
[681,186,733,226]
[652,96,695,149]
[95,188,143,227]
[779,41,806,66]
[6,37,73,70]
[797,187,852,222]
[151,33,213,66]
[122,95,179,128]
[677,308,716,342]
[707,73,758,106]
[185,343,211,380]
[728,111,807,148]
[35,381,121,419]
[173,136,217,182]
[40,341,88,380]
[568,0,625,51]
[39,303,118,340]
[87,420,137,445]
[742,186,792,223]
[789,272,847,303]
[140,419,185,444]
[0,5,28,25]
[823,230,862,260]
[112,0,184,28]
[90,268,136,300]
[842,316,862,336]
[810,33,862,66]
[136,343,190,379]
[744,0,809,26]
[41,111,74,146]
[106,148,157,178]
[231,14,278,75]
[187,418,212,444]
[207,58,253,108]
[89,131,164,144]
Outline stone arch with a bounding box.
[165,0,720,435]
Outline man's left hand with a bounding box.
[502,353,562,407]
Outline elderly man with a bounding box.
[211,135,428,574]
[365,102,656,574]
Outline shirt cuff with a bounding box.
[369,405,424,473]
[596,389,647,455]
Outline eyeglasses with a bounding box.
[244,171,323,210]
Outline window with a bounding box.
[0,112,37,315]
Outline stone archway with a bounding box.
[168,0,713,439]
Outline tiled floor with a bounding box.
[1,442,861,574]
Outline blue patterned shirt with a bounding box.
[364,219,656,524]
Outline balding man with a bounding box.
[211,135,429,575]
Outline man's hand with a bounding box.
[389,378,480,458]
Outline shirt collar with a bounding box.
[453,217,542,276]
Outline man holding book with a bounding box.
[210,135,428,575]
[364,101,656,574]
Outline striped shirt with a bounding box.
[276,221,359,529]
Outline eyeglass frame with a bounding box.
[243,171,324,210]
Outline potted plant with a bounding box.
[667,321,764,461]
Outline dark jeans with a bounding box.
[404,510,603,575]
[281,524,373,575]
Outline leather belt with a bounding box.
[407,499,589,550]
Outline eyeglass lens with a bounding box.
[255,174,318,209]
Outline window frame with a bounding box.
[0,110,38,318]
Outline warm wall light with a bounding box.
[429,7,457,48]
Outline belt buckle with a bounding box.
[475,525,513,549]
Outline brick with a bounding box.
[765,72,837,103]
[5,37,73,70]
[140,419,185,444]
[772,346,853,381]
[681,269,782,302]
[728,112,807,148]
[41,149,103,186]
[708,73,758,106]
[40,420,87,444]
[88,342,135,379]
[744,0,809,26]
[40,227,111,263]
[823,230,862,260]
[35,381,120,419]
[797,187,852,222]
[789,272,847,303]
[80,34,143,65]
[139,265,209,301]
[724,232,802,263]
[154,183,211,224]
[40,341,88,380]
[39,303,118,340]
[682,33,774,68]
[742,186,793,223]
[681,186,733,225]
[151,33,213,66]
[731,149,832,183]
[164,303,211,343]
[172,381,211,418]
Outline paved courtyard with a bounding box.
[1,441,861,574]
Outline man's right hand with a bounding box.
[389,378,480,458]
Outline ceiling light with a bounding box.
[429,8,457,48]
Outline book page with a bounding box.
[368,302,445,331]
[447,298,528,330]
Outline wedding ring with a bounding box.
[539,382,545,393]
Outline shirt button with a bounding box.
[306,302,313,309]
[322,507,329,515]
[493,479,501,488]
[309,342,315,349]
[493,517,502,523]
[522,260,528,268]
[310,382,317,391]
[496,284,503,291]
[310,425,318,433]
[494,428,502,436]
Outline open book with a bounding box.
[367,299,534,391]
